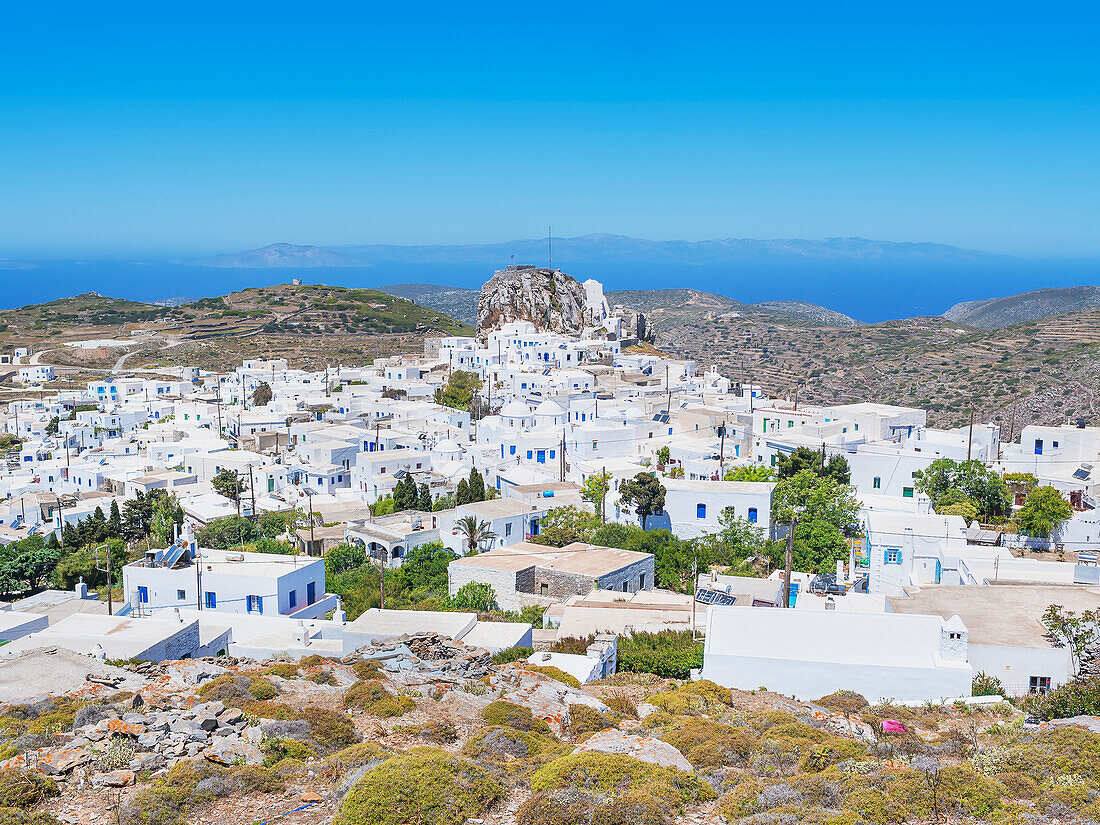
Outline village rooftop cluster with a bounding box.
[2,274,1100,703]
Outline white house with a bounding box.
[701,605,973,702]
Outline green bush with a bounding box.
[262,738,316,767]
[816,690,870,714]
[0,770,57,808]
[333,748,503,825]
[303,706,359,750]
[247,677,279,700]
[618,630,702,679]
[490,646,533,665]
[604,695,638,719]
[657,718,758,769]
[567,704,611,737]
[343,680,415,717]
[972,671,1005,697]
[482,701,552,735]
[521,664,581,689]
[1023,676,1100,719]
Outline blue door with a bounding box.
[1035,439,1044,455]
[536,450,546,463]
[307,582,316,605]
[137,586,148,604]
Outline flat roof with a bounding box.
[890,584,1100,648]
[457,499,536,518]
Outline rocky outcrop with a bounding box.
[476,265,591,337]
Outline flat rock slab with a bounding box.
[203,738,262,766]
[572,729,693,773]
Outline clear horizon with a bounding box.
[2,2,1098,259]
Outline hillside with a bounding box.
[0,284,472,373]
[943,285,1100,328]
[607,289,860,327]
[654,307,1100,428]
[378,283,480,325]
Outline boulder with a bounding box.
[572,729,693,772]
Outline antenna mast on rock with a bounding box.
[547,226,552,272]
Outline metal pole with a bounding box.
[106,543,113,616]
[967,409,975,462]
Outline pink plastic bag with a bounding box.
[881,719,907,734]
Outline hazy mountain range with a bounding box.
[194,235,1004,269]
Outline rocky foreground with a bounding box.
[0,634,1091,825]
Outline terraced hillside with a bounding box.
[943,285,1100,329]
[655,308,1100,428]
[0,285,472,374]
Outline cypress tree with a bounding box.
[467,469,485,503]
[107,500,122,538]
[456,478,469,506]
[417,483,432,512]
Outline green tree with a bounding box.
[773,470,862,574]
[391,542,453,599]
[914,459,1010,520]
[456,478,470,506]
[1041,604,1099,674]
[212,468,248,503]
[392,475,416,511]
[529,506,599,547]
[150,493,183,546]
[656,446,671,467]
[107,500,122,538]
[455,516,496,553]
[45,417,59,436]
[196,515,260,549]
[723,465,776,482]
[452,581,497,612]
[466,468,486,503]
[1016,486,1073,539]
[618,472,666,530]
[777,446,850,484]
[325,543,368,578]
[581,470,612,521]
[434,370,481,412]
[417,483,433,512]
[252,382,273,406]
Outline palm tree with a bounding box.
[456,516,496,554]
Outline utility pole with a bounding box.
[95,542,113,615]
[234,470,241,519]
[666,365,671,413]
[248,464,256,521]
[601,465,607,523]
[1008,396,1019,448]
[784,516,797,608]
[967,408,975,462]
[719,417,726,473]
[215,384,223,438]
[379,544,386,610]
[560,431,566,483]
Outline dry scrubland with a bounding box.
[0,646,1094,825]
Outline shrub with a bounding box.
[659,718,758,769]
[197,674,249,702]
[567,704,610,737]
[521,664,581,689]
[350,659,382,680]
[972,671,1006,697]
[262,664,301,679]
[343,681,416,717]
[491,646,534,665]
[304,706,359,750]
[333,748,503,825]
[816,690,870,714]
[308,671,338,685]
[397,721,459,744]
[618,630,702,679]
[262,738,316,766]
[799,739,871,772]
[524,752,714,825]
[463,726,566,767]
[482,700,552,734]
[0,810,62,825]
[1023,676,1100,720]
[604,695,638,719]
[0,771,57,808]
[679,679,731,705]
[248,677,279,700]
[646,690,706,716]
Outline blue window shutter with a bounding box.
[884,550,890,565]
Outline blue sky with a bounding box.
[2,1,1098,257]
